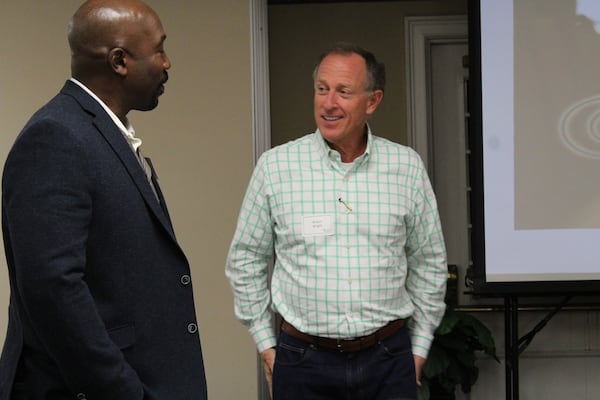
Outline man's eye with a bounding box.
[316,87,328,94]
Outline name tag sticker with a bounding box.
[302,214,334,237]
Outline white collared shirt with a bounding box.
[226,128,447,358]
[69,78,141,152]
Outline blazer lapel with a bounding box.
[145,157,175,234]
[97,118,177,239]
[61,81,177,241]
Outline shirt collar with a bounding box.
[314,125,373,165]
[69,78,141,152]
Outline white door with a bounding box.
[429,41,471,306]
[405,16,473,306]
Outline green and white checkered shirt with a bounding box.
[226,128,447,358]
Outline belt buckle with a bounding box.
[337,337,361,353]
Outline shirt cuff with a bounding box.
[410,330,434,359]
[250,323,277,353]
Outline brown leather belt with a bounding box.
[280,319,405,353]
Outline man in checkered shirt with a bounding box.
[226,42,447,400]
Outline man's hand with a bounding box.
[414,355,426,387]
[260,347,276,398]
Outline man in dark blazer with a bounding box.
[0,1,207,399]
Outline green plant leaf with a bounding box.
[436,312,461,335]
[455,351,476,369]
[423,345,450,377]
[436,333,469,353]
[423,310,500,397]
[439,311,500,361]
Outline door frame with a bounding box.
[405,15,468,170]
[251,0,271,163]
[249,3,271,399]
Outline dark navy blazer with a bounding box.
[0,81,207,400]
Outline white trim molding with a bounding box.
[250,0,271,165]
[405,15,467,169]
[250,4,272,399]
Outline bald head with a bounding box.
[67,0,171,120]
[68,0,158,64]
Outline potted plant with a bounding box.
[418,309,500,400]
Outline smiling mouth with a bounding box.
[323,115,341,121]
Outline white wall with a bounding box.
[464,310,600,400]
[0,1,258,399]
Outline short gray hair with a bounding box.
[312,42,386,93]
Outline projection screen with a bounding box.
[470,0,600,294]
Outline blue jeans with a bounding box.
[272,325,416,400]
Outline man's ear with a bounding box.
[366,89,383,115]
[109,48,128,76]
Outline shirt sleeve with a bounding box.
[404,153,447,359]
[225,155,277,352]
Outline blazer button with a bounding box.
[187,323,198,334]
[180,274,191,285]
